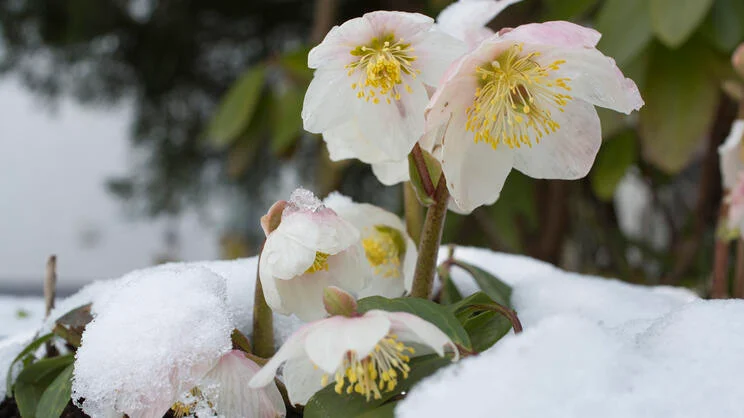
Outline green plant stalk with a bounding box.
[404,182,423,245]
[410,177,449,299]
[252,252,275,358]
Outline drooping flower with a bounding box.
[324,193,417,298]
[718,120,744,190]
[259,188,367,321]
[303,11,466,172]
[425,21,644,212]
[249,310,458,406]
[437,0,523,48]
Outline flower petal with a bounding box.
[512,99,602,180]
[369,310,458,360]
[304,314,391,373]
[275,270,334,322]
[283,357,326,406]
[250,324,315,389]
[372,159,411,185]
[260,231,316,281]
[498,20,601,48]
[363,11,434,42]
[323,120,390,164]
[412,29,468,86]
[437,0,523,46]
[279,209,360,255]
[302,69,358,134]
[308,17,375,69]
[719,120,744,190]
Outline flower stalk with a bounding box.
[404,182,423,244]
[252,250,275,358]
[410,175,450,298]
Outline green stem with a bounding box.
[410,176,449,299]
[252,251,275,357]
[403,182,423,245]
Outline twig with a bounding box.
[44,255,57,318]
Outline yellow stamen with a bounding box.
[361,225,406,278]
[328,334,415,401]
[306,252,330,274]
[346,34,419,104]
[465,43,573,150]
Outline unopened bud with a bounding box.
[323,286,358,317]
[260,200,288,236]
[733,43,744,80]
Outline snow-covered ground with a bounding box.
[2,247,742,417]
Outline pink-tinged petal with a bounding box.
[283,357,326,406]
[308,16,375,69]
[260,231,316,281]
[304,314,391,373]
[324,120,391,164]
[368,310,458,360]
[203,351,286,417]
[363,11,434,42]
[275,270,334,322]
[353,75,429,161]
[498,20,601,48]
[512,99,602,180]
[412,29,468,86]
[279,208,360,255]
[302,69,357,133]
[719,120,744,190]
[437,0,523,46]
[250,323,316,388]
[372,159,410,185]
[538,46,644,114]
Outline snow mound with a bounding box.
[398,301,744,418]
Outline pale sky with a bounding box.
[0,77,220,293]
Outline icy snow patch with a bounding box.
[287,187,323,212]
[398,301,744,418]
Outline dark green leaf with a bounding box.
[488,171,536,251]
[15,355,74,418]
[271,85,304,156]
[703,0,744,52]
[355,401,397,418]
[6,333,54,393]
[206,65,267,147]
[448,260,511,307]
[304,355,451,418]
[450,292,514,352]
[590,130,638,201]
[650,0,715,48]
[596,0,652,66]
[640,40,719,173]
[357,297,471,350]
[438,265,463,305]
[36,364,74,418]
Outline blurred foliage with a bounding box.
[2,0,744,290]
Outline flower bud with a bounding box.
[322,286,358,317]
[260,200,288,236]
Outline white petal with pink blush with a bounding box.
[425,21,644,213]
[259,188,367,321]
[436,0,523,48]
[302,11,466,167]
[718,120,744,190]
[249,310,458,406]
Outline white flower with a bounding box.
[249,310,458,406]
[437,0,523,48]
[303,11,466,169]
[324,193,417,298]
[259,188,367,321]
[718,120,744,190]
[425,21,644,212]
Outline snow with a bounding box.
[287,187,323,212]
[397,247,744,418]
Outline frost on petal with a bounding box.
[288,187,324,212]
[372,159,410,186]
[304,314,391,372]
[437,0,523,47]
[202,351,286,418]
[512,99,602,180]
[372,310,458,360]
[72,266,233,418]
[719,120,744,190]
[498,20,601,48]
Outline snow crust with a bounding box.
[397,247,744,418]
[287,187,323,212]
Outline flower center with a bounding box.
[465,43,572,149]
[305,252,331,274]
[362,225,407,278]
[346,34,419,104]
[321,334,415,401]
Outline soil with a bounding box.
[0,397,90,418]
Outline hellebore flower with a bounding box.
[425,21,644,212]
[302,11,466,172]
[718,120,744,191]
[249,310,458,405]
[259,188,366,321]
[437,0,523,48]
[324,193,417,298]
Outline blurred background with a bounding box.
[1,0,743,296]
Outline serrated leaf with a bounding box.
[271,85,304,156]
[590,130,638,201]
[640,41,719,173]
[596,0,652,66]
[357,297,471,350]
[304,355,451,418]
[14,355,74,418]
[650,0,715,48]
[448,260,511,307]
[6,333,54,393]
[36,364,73,418]
[206,65,267,147]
